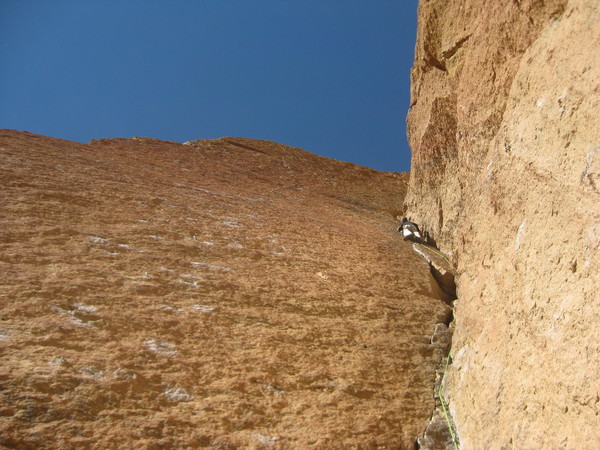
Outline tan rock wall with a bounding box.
[406,0,600,447]
[0,131,450,448]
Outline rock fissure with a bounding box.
[411,241,459,450]
[440,35,471,61]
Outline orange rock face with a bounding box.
[406,0,600,447]
[0,130,451,448]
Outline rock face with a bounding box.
[406,0,600,448]
[0,130,452,448]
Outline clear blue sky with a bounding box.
[0,1,418,172]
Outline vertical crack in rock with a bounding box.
[411,243,459,449]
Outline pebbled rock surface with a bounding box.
[0,130,452,448]
[406,0,600,448]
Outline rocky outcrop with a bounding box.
[0,130,452,448]
[406,0,600,448]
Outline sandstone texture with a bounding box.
[0,130,452,448]
[406,0,600,448]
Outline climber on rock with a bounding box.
[398,217,423,242]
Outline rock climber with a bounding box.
[398,217,423,242]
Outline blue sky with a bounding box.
[0,1,418,172]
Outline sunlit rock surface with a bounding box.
[0,130,451,448]
[406,0,600,447]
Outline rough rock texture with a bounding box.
[406,0,600,448]
[0,130,452,448]
[417,321,455,450]
[412,243,456,299]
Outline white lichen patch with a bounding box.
[0,330,10,341]
[79,366,105,380]
[73,303,98,313]
[486,160,494,181]
[515,220,527,250]
[584,246,591,270]
[69,316,92,327]
[160,305,183,314]
[180,274,201,279]
[50,356,69,366]
[254,434,278,446]
[177,279,200,288]
[262,385,285,396]
[581,146,599,187]
[452,345,470,371]
[127,272,152,279]
[222,220,240,228]
[88,236,132,251]
[270,248,289,255]
[112,368,137,380]
[88,236,109,244]
[190,262,233,272]
[51,305,94,327]
[536,97,546,109]
[191,304,214,313]
[164,387,193,402]
[144,339,178,356]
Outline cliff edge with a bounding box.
[406,0,599,448]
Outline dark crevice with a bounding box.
[423,38,447,72]
[414,243,459,449]
[441,35,471,60]
[425,53,447,72]
[222,139,270,155]
[413,243,457,301]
